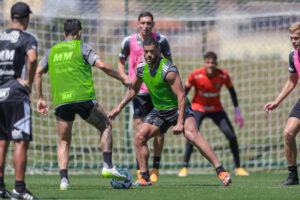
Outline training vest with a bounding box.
[294,50,300,77]
[143,58,178,110]
[129,33,157,93]
[48,40,95,106]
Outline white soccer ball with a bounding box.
[110,169,132,189]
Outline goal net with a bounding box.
[1,0,300,174]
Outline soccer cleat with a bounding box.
[280,177,299,186]
[133,178,152,187]
[178,167,188,177]
[60,177,70,191]
[102,166,127,181]
[0,188,11,198]
[150,168,159,183]
[235,167,249,176]
[137,170,141,179]
[11,189,39,200]
[218,172,232,186]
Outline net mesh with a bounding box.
[1,0,300,174]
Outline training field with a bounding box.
[3,172,299,200]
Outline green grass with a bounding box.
[3,172,300,200]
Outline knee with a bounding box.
[284,128,296,141]
[135,131,146,148]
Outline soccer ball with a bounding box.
[110,169,132,189]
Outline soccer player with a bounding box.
[118,11,172,182]
[34,19,131,190]
[178,52,249,177]
[264,22,300,186]
[0,2,39,199]
[109,37,232,187]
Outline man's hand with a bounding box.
[17,78,31,93]
[234,107,244,128]
[264,101,279,114]
[172,122,184,135]
[123,77,132,88]
[108,107,122,122]
[37,98,48,115]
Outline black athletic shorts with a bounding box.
[54,100,97,121]
[143,103,194,134]
[289,99,300,119]
[132,94,154,119]
[0,101,32,141]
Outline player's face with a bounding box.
[290,33,300,50]
[204,57,217,77]
[138,16,154,37]
[144,44,159,65]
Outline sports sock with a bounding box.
[60,169,68,180]
[15,180,25,193]
[103,152,113,168]
[136,159,140,170]
[0,177,5,190]
[153,156,161,169]
[183,141,193,168]
[141,171,150,181]
[288,166,299,180]
[215,165,226,175]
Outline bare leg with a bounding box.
[284,117,300,166]
[183,117,221,168]
[56,118,73,171]
[0,140,9,178]
[13,141,29,181]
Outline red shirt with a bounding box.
[185,67,233,112]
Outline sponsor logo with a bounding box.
[60,91,74,101]
[53,52,73,62]
[12,129,23,140]
[0,49,15,61]
[0,88,10,101]
[0,31,20,43]
[0,69,15,75]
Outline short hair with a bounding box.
[138,11,154,21]
[64,19,82,36]
[204,51,217,62]
[143,37,159,48]
[289,22,300,35]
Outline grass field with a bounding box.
[3,172,300,200]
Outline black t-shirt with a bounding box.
[0,28,38,102]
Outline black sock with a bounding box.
[0,177,5,190]
[60,169,68,180]
[288,166,298,180]
[216,165,226,175]
[136,159,140,170]
[183,141,193,168]
[103,152,113,168]
[153,156,161,169]
[15,180,25,193]
[141,171,150,181]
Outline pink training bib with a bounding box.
[129,33,157,93]
[294,50,300,77]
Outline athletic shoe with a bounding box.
[102,166,127,180]
[178,167,188,177]
[235,167,249,176]
[218,172,232,186]
[150,168,159,183]
[11,189,39,200]
[0,188,11,198]
[137,170,141,179]
[133,178,152,187]
[280,177,299,186]
[60,177,70,191]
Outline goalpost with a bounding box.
[1,0,300,174]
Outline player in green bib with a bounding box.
[34,19,131,190]
[109,37,232,187]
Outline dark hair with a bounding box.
[138,11,154,21]
[204,51,217,62]
[143,37,158,48]
[64,19,82,36]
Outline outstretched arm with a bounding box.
[94,58,131,87]
[118,59,130,80]
[108,76,143,121]
[34,66,48,115]
[264,73,298,114]
[166,72,187,135]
